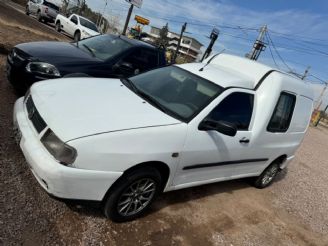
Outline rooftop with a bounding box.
[177,53,312,97]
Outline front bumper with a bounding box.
[6,53,60,93]
[13,97,123,201]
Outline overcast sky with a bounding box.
[80,0,328,109]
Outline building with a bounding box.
[148,26,203,62]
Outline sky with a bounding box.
[84,0,328,108]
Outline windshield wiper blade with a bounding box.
[137,90,169,114]
[121,78,168,114]
[82,44,95,57]
[120,78,138,93]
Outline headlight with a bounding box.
[26,62,61,77]
[41,129,77,165]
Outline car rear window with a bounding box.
[43,0,60,11]
[80,17,98,32]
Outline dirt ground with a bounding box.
[0,1,328,245]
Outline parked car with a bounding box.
[6,34,167,93]
[13,54,313,221]
[55,14,100,41]
[26,0,60,23]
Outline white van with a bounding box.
[13,54,313,221]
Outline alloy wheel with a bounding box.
[262,165,278,186]
[117,178,156,217]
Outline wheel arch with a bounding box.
[101,161,171,203]
[274,154,287,169]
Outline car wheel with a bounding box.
[253,162,279,189]
[55,22,61,32]
[74,31,81,42]
[103,167,162,222]
[26,6,30,15]
[37,11,42,22]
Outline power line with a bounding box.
[266,31,294,72]
[265,32,279,68]
[269,29,328,43]
[308,74,327,84]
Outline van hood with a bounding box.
[31,78,181,142]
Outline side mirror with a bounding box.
[198,119,237,137]
[113,62,134,73]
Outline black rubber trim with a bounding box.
[254,70,276,90]
[183,158,269,170]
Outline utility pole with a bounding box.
[301,66,311,80]
[122,4,134,35]
[172,22,187,63]
[315,104,328,126]
[247,25,267,60]
[201,28,219,62]
[315,82,328,111]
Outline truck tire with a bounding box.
[74,31,81,42]
[55,21,61,32]
[103,167,162,222]
[26,6,30,15]
[37,11,42,22]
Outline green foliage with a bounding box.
[155,23,169,48]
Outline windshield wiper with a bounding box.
[82,44,96,57]
[120,78,138,93]
[120,78,169,114]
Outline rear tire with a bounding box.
[26,6,30,15]
[253,162,279,189]
[55,21,61,32]
[37,11,42,22]
[103,167,162,222]
[74,31,81,42]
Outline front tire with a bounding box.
[103,167,162,222]
[253,162,279,189]
[74,31,81,42]
[55,21,61,32]
[37,11,42,22]
[26,6,30,15]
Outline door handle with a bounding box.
[239,138,250,143]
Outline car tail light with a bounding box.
[45,7,48,13]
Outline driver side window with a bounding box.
[207,92,254,131]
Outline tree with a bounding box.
[156,23,169,48]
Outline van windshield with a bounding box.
[128,66,223,122]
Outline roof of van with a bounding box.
[177,53,312,97]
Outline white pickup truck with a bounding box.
[55,14,100,41]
